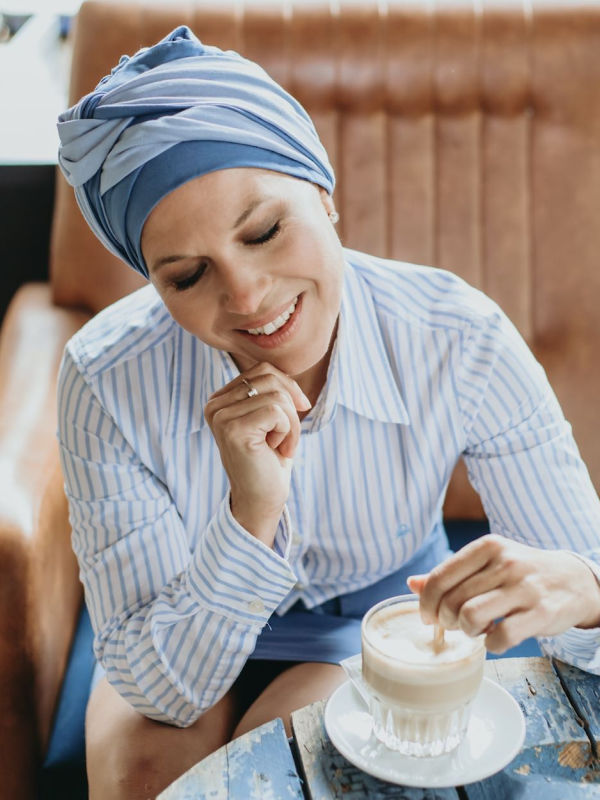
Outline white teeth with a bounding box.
[246,297,298,336]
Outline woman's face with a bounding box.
[141,168,344,391]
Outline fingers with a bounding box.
[209,390,299,457]
[411,566,532,652]
[209,363,312,413]
[206,365,312,459]
[454,586,520,638]
[484,609,539,654]
[417,534,502,624]
[406,575,427,594]
[204,364,310,458]
[437,566,508,630]
[238,402,291,453]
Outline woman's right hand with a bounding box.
[204,363,311,547]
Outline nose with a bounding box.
[219,262,271,315]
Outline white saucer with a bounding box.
[324,677,525,788]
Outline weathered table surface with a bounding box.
[158,657,600,799]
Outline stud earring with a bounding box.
[328,210,340,224]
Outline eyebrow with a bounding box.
[233,196,265,228]
[149,196,267,273]
[150,254,189,272]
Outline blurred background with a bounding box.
[0,1,79,321]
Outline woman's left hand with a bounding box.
[407,534,600,653]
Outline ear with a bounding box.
[317,186,337,217]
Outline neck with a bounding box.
[294,362,329,419]
[293,318,338,411]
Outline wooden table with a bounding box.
[158,657,600,799]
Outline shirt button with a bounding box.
[295,581,307,591]
[248,598,264,614]
[292,533,302,547]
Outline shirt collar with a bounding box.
[331,256,409,424]
[169,252,409,436]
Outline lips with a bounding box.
[245,297,298,336]
[237,294,303,349]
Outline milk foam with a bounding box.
[367,601,480,665]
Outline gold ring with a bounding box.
[240,376,259,398]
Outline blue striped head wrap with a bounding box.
[57,26,335,278]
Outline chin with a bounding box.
[230,321,336,379]
[282,346,332,379]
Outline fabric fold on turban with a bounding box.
[57,26,335,277]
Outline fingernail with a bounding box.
[299,392,312,410]
[407,574,425,593]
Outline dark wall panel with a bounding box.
[0,165,54,322]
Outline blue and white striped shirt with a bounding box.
[57,249,600,726]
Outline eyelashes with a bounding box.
[173,265,206,291]
[247,221,280,246]
[171,220,281,292]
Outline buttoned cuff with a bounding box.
[188,494,297,627]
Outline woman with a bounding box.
[57,27,600,799]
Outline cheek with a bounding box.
[318,245,345,303]
[156,289,214,337]
[288,225,343,284]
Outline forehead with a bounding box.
[149,167,305,221]
[140,167,315,261]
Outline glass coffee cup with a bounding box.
[361,594,485,757]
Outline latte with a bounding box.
[361,596,485,756]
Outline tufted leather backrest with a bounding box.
[50,0,600,517]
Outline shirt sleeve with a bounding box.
[455,304,600,673]
[57,347,298,726]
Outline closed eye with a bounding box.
[171,221,280,291]
[246,221,280,246]
[173,263,207,291]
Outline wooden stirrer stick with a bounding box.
[433,623,446,654]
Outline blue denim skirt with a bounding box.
[248,522,451,663]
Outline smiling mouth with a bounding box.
[237,294,303,348]
[244,297,299,336]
